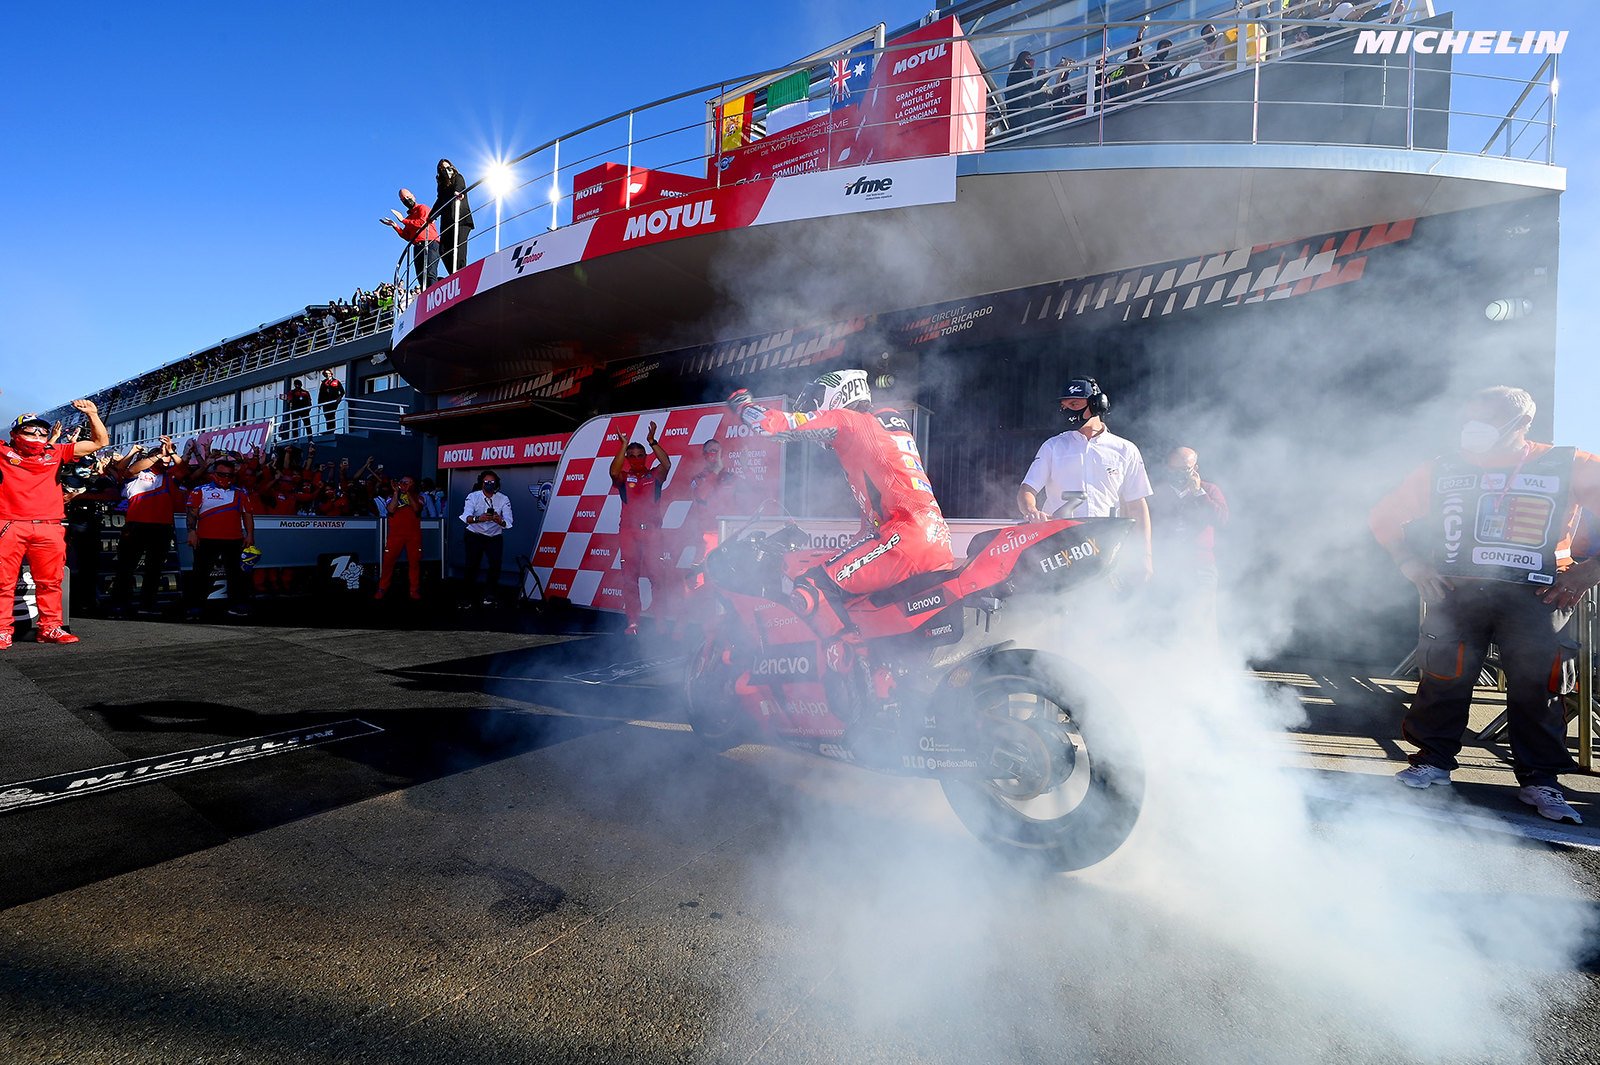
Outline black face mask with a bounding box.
[482,481,499,492]
[1061,405,1091,430]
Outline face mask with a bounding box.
[1459,418,1517,454]
[482,481,499,493]
[1061,406,1091,431]
[627,455,649,473]
[1168,467,1196,487]
[11,434,48,456]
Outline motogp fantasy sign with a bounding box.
[531,401,785,613]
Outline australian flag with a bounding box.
[829,38,875,109]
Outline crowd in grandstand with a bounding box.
[992,0,1406,134]
[48,284,398,425]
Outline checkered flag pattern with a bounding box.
[533,401,785,613]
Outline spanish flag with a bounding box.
[718,93,752,152]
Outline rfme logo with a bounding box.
[1355,29,1567,55]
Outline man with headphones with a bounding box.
[1016,377,1153,583]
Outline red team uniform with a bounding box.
[0,438,76,641]
[613,457,680,628]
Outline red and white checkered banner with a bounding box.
[532,400,785,613]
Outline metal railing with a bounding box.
[389,4,1557,299]
[117,396,411,456]
[111,307,396,412]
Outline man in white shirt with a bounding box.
[1016,377,1153,583]
[459,469,513,606]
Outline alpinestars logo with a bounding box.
[834,533,900,582]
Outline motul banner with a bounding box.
[712,16,984,184]
[196,420,274,455]
[532,400,785,613]
[393,155,955,347]
[437,434,571,468]
[571,162,709,223]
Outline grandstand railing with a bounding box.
[121,397,411,455]
[110,307,397,413]
[388,3,1559,304]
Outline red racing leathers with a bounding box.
[740,401,953,633]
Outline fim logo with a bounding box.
[329,554,366,589]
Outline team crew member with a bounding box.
[317,369,345,435]
[609,422,677,637]
[459,469,512,606]
[729,369,954,640]
[376,476,425,600]
[0,400,109,648]
[185,459,255,618]
[110,436,187,616]
[1370,385,1600,824]
[1017,377,1153,583]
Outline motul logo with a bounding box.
[425,276,461,312]
[844,176,894,196]
[891,42,947,76]
[622,200,718,241]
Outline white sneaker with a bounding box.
[1518,785,1583,825]
[1395,764,1452,788]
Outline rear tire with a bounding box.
[940,650,1142,872]
[683,636,748,750]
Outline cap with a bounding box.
[10,413,50,434]
[1061,379,1095,400]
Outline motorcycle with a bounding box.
[685,516,1144,871]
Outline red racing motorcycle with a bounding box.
[685,517,1143,871]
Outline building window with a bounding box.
[167,405,197,436]
[200,394,235,429]
[112,421,137,447]
[363,372,404,394]
[240,383,278,422]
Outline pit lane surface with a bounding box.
[3,612,1600,1065]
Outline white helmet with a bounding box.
[794,369,871,414]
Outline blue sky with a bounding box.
[1,1,1592,439]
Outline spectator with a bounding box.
[284,379,313,439]
[317,368,345,435]
[1149,446,1229,641]
[1369,386,1600,824]
[1146,38,1180,88]
[62,454,118,617]
[1016,377,1153,584]
[686,438,749,568]
[610,425,676,637]
[381,188,440,289]
[1178,24,1225,78]
[419,477,445,517]
[1047,57,1085,117]
[459,469,512,606]
[1005,51,1044,129]
[0,401,110,648]
[431,159,475,277]
[109,436,187,617]
[185,457,254,619]
[376,476,425,600]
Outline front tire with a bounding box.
[683,636,748,750]
[940,650,1142,872]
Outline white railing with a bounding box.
[389,3,1555,298]
[117,397,411,456]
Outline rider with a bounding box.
[728,369,954,642]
